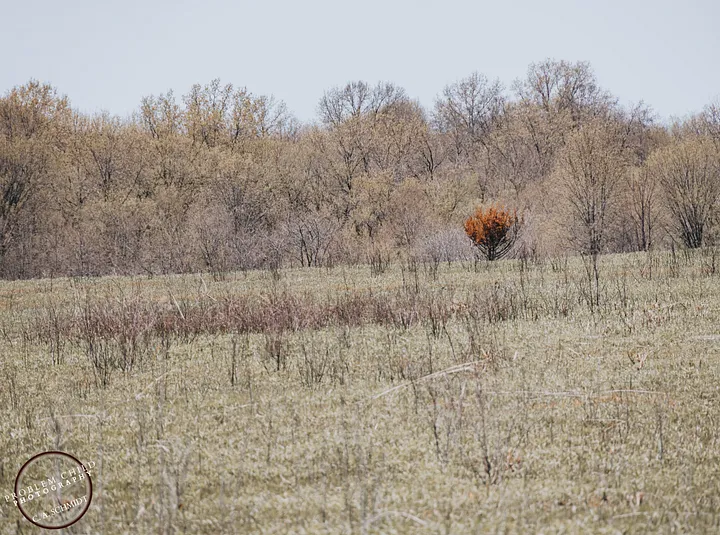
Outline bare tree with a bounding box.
[555,118,629,308]
[184,79,233,147]
[613,103,662,251]
[318,81,407,127]
[648,136,720,248]
[433,72,504,160]
[697,99,720,148]
[514,59,615,124]
[624,164,659,251]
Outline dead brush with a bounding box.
[297,335,329,387]
[700,246,718,276]
[368,248,389,277]
[424,289,452,339]
[467,283,520,324]
[19,285,461,344]
[71,289,158,384]
[262,332,288,372]
[32,297,69,366]
[296,332,351,387]
[462,313,510,369]
[544,278,576,318]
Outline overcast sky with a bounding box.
[2,0,718,123]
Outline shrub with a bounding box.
[464,205,519,261]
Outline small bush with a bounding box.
[464,205,520,261]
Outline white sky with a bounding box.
[1,0,719,123]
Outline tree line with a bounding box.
[1,60,719,279]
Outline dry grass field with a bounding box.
[1,248,720,533]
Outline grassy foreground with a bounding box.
[1,249,719,534]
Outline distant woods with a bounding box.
[1,60,719,279]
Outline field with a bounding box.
[1,249,719,534]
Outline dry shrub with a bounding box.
[464,205,520,261]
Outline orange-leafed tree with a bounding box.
[464,205,519,261]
